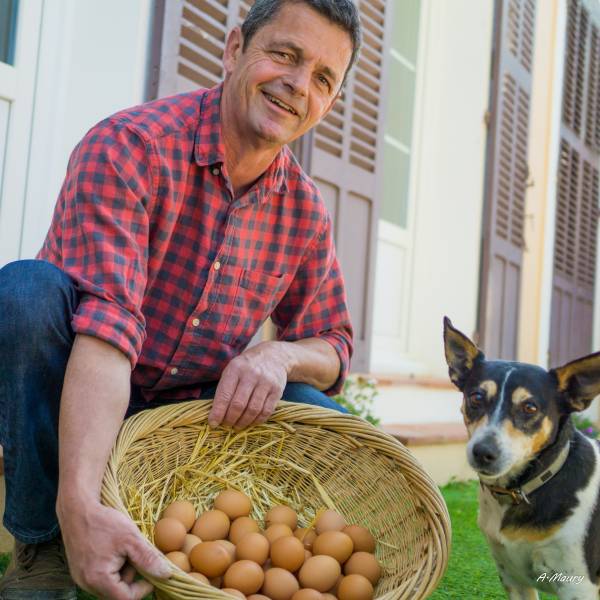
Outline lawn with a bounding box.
[0,481,556,599]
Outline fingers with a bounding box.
[103,576,154,600]
[126,534,172,580]
[249,390,280,426]
[223,379,255,427]
[233,384,270,429]
[209,371,238,427]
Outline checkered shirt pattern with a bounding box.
[38,84,353,400]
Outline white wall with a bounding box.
[6,0,153,262]
[371,0,493,378]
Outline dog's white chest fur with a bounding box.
[478,437,600,597]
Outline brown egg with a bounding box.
[165,551,191,572]
[262,567,300,600]
[292,590,323,600]
[265,505,298,530]
[192,510,231,540]
[323,594,337,600]
[230,516,261,544]
[237,532,270,564]
[329,575,343,596]
[189,541,233,577]
[248,595,272,600]
[337,575,373,600]
[154,517,187,553]
[224,560,265,595]
[294,528,317,551]
[270,536,305,572]
[189,572,210,584]
[315,510,346,535]
[264,523,293,544]
[215,490,253,519]
[182,534,202,555]
[342,526,375,553]
[343,552,381,585]
[304,550,312,563]
[298,555,341,592]
[217,539,238,563]
[222,589,247,600]
[163,500,197,531]
[312,531,354,564]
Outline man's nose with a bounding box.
[283,66,311,97]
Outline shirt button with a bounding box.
[192,318,200,327]
[211,166,220,175]
[213,261,221,271]
[170,367,178,375]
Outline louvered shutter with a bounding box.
[549,0,600,367]
[478,0,536,359]
[155,0,390,372]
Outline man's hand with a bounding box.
[58,497,171,600]
[208,341,291,429]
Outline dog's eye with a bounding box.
[522,400,538,414]
[468,391,484,407]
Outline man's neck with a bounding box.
[221,87,281,198]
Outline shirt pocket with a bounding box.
[221,268,290,347]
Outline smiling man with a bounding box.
[0,1,359,599]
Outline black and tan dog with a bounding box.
[443,317,600,600]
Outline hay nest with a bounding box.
[101,400,450,599]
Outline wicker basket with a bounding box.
[101,400,450,600]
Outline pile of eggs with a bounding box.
[152,490,382,600]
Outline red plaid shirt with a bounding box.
[38,84,353,399]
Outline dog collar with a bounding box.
[481,440,571,506]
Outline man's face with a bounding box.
[223,2,353,147]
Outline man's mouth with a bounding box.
[262,91,298,116]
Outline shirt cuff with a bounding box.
[315,328,352,396]
[71,294,146,369]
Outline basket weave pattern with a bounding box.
[101,400,450,600]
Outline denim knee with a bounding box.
[0,259,77,348]
[281,382,349,413]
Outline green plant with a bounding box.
[571,413,600,438]
[333,375,380,426]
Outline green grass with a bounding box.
[0,483,557,598]
[431,480,554,599]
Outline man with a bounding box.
[0,0,359,598]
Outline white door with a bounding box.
[0,1,43,266]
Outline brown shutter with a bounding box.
[308,0,390,372]
[549,0,600,367]
[478,0,536,359]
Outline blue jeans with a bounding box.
[0,259,347,544]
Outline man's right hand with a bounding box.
[57,497,171,600]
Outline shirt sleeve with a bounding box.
[37,119,153,367]
[270,211,354,395]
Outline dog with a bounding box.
[443,317,600,600]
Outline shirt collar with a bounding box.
[194,84,289,202]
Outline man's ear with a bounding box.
[550,351,600,413]
[223,27,243,75]
[443,317,484,391]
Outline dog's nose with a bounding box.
[472,440,500,466]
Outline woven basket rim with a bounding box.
[101,400,451,600]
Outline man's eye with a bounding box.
[318,75,330,88]
[273,51,290,60]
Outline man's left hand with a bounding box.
[208,341,291,429]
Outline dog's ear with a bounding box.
[443,317,484,391]
[550,351,600,413]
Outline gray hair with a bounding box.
[240,0,362,85]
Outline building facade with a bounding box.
[0,0,599,430]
